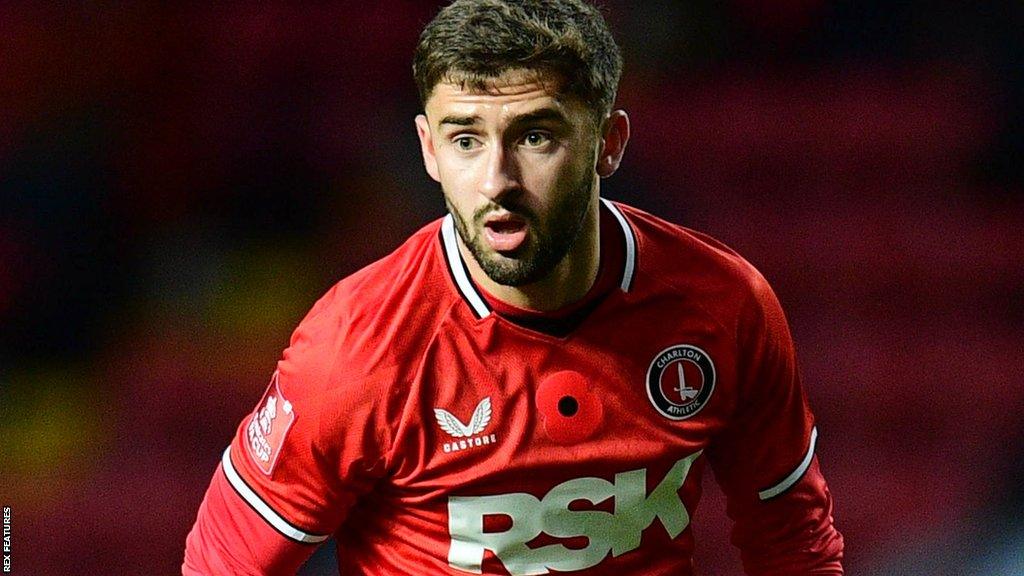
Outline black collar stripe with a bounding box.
[601,198,637,292]
[441,215,492,319]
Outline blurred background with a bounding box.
[2,1,1022,574]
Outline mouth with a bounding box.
[482,212,529,253]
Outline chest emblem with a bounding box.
[434,397,497,453]
[646,345,716,420]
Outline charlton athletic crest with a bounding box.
[646,344,716,420]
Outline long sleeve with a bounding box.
[183,459,322,575]
[183,286,390,574]
[707,273,844,575]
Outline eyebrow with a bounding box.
[439,114,481,127]
[437,108,571,130]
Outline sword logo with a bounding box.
[675,363,699,400]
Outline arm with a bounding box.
[183,290,388,574]
[707,273,844,575]
[183,455,327,575]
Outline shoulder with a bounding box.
[614,201,771,307]
[327,216,455,324]
[279,217,458,400]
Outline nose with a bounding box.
[479,144,520,202]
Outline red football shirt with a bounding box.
[184,200,843,575]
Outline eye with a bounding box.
[522,131,551,148]
[454,136,479,151]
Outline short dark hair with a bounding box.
[413,0,622,120]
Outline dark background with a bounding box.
[2,1,1022,574]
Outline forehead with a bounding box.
[425,70,585,126]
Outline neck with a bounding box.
[458,197,601,312]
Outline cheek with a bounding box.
[437,152,480,190]
[545,154,593,209]
[519,151,577,200]
[435,162,470,202]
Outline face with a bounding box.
[415,72,603,287]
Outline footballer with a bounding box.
[184,0,844,574]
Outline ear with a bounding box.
[596,110,630,178]
[415,114,441,183]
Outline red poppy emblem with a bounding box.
[535,371,604,444]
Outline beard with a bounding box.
[445,164,596,287]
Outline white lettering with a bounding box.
[247,419,272,462]
[449,493,546,575]
[535,476,618,572]
[3,506,10,572]
[447,451,703,575]
[260,395,277,433]
[656,348,702,369]
[443,434,499,455]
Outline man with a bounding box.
[184,1,844,574]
